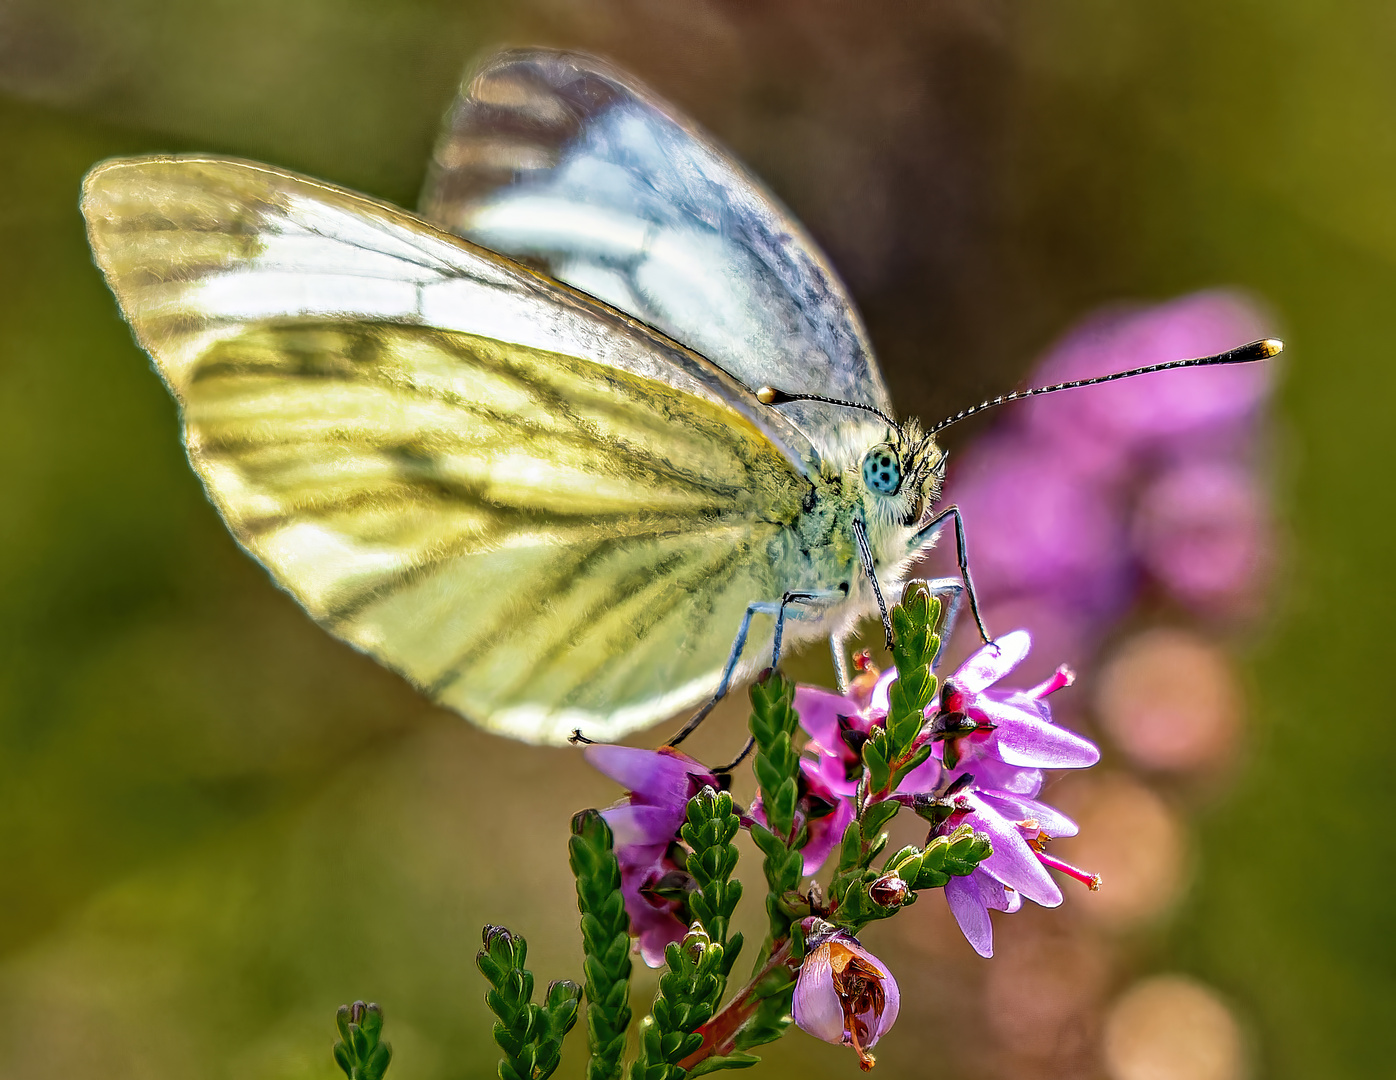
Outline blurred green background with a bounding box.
[0,1,1392,1078]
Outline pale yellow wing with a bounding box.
[82,156,814,743]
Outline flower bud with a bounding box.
[868,874,909,909]
[792,931,900,1070]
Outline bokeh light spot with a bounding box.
[1103,975,1247,1080]
[1096,629,1243,773]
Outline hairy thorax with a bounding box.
[771,431,943,650]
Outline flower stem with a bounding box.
[676,940,799,1071]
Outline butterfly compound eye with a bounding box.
[861,445,902,496]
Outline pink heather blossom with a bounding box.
[795,662,939,800]
[928,634,1101,956]
[585,745,718,967]
[1131,459,1271,611]
[936,631,1098,770]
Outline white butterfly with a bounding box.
[81,48,1272,745]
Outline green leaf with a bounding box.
[477,926,575,1080]
[569,812,633,1080]
[837,819,864,872]
[888,743,934,793]
[630,926,730,1080]
[685,1052,762,1076]
[913,825,993,890]
[861,734,891,795]
[747,672,807,949]
[861,799,900,838]
[680,788,744,950]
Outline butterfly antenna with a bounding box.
[927,338,1282,437]
[756,386,903,438]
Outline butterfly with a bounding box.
[80,48,1274,746]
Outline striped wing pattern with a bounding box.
[420,48,893,457]
[82,156,812,743]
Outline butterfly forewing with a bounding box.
[83,156,815,743]
[420,48,894,456]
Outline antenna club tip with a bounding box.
[756,386,778,404]
[1231,338,1283,363]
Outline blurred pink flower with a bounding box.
[1020,291,1271,449]
[932,289,1275,660]
[1132,459,1271,613]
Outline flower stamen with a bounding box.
[1036,849,1102,891]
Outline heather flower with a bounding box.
[1131,459,1271,612]
[1020,292,1271,451]
[928,745,1101,956]
[586,744,717,844]
[943,869,1022,957]
[585,745,719,967]
[915,632,1103,955]
[792,924,901,1070]
[934,631,1098,770]
[794,659,891,797]
[795,660,939,799]
[942,428,1133,623]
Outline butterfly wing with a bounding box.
[82,155,815,744]
[420,47,893,457]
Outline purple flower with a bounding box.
[795,667,894,798]
[586,745,717,844]
[944,428,1133,620]
[936,631,1099,770]
[914,632,1103,956]
[931,748,1102,956]
[793,925,901,1070]
[1131,459,1270,614]
[795,662,940,800]
[585,745,718,967]
[943,869,1022,958]
[1019,291,1271,451]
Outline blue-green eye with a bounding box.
[861,445,902,495]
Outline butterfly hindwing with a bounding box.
[82,155,814,743]
[420,47,894,457]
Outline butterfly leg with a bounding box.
[830,633,852,694]
[919,504,994,645]
[665,599,780,747]
[666,590,842,748]
[709,590,843,773]
[826,576,961,689]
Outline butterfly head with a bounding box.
[857,420,944,529]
